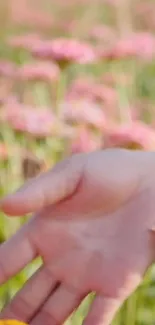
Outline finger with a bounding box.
[1,266,59,323]
[1,155,84,216]
[83,294,122,325]
[30,283,84,325]
[0,222,36,284]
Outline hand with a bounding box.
[1,149,155,325]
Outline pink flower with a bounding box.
[100,32,155,61]
[89,24,116,45]
[91,85,117,106]
[32,38,97,67]
[2,104,56,138]
[3,95,20,106]
[67,78,117,106]
[61,99,105,129]
[103,122,155,150]
[7,34,42,51]
[0,61,16,78]
[67,77,97,101]
[10,0,53,30]
[70,126,99,154]
[18,62,60,82]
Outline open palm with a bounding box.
[1,149,155,325]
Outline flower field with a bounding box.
[0,0,155,324]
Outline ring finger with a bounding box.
[1,265,60,323]
[30,283,86,325]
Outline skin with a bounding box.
[0,149,155,325]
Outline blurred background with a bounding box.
[0,0,155,324]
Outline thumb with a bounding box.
[0,154,85,216]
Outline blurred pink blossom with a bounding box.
[0,61,16,78]
[18,62,60,82]
[10,0,53,30]
[8,33,42,51]
[99,32,155,61]
[68,78,117,106]
[104,121,155,150]
[91,85,117,106]
[67,77,96,101]
[3,95,20,106]
[32,38,97,67]
[70,126,99,154]
[61,99,105,129]
[89,24,116,45]
[2,104,56,138]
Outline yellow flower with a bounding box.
[0,321,27,325]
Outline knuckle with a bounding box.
[5,295,31,320]
[40,309,59,325]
